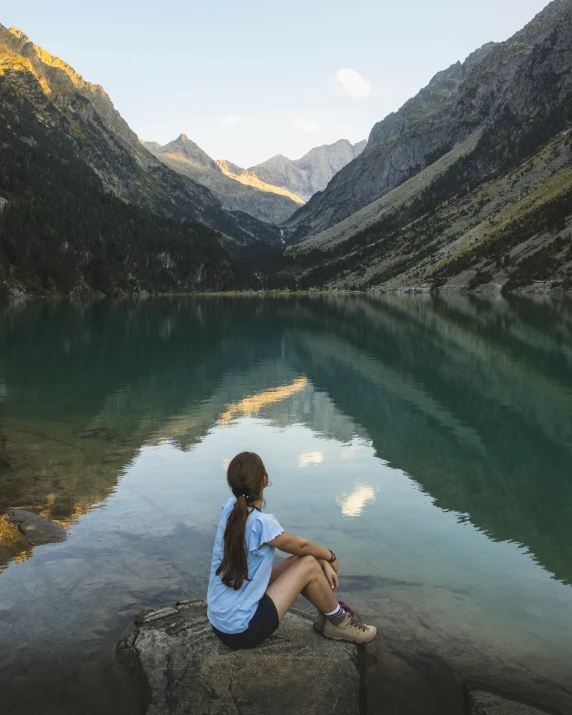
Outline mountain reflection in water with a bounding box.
[0,295,571,714]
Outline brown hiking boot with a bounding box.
[321,609,377,644]
[313,601,353,634]
[314,611,326,633]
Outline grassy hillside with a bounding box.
[283,126,572,295]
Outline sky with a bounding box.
[6,0,550,167]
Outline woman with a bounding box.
[207,451,377,650]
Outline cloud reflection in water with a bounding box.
[337,484,376,517]
[297,451,324,468]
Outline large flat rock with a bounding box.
[7,508,67,545]
[117,599,362,715]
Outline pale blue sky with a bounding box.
[7,0,549,166]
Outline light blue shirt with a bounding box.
[207,497,284,634]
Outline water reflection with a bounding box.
[0,295,571,714]
[219,376,308,425]
[0,296,571,581]
[298,451,324,468]
[337,484,377,517]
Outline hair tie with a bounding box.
[232,485,250,499]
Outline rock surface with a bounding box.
[7,508,67,545]
[287,0,572,237]
[250,139,367,202]
[284,0,572,294]
[145,134,301,224]
[117,599,362,715]
[468,690,553,715]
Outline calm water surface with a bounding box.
[0,295,571,714]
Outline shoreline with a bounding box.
[2,285,572,302]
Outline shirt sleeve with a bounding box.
[247,512,284,554]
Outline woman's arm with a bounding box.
[267,531,338,569]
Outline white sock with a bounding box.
[324,603,346,620]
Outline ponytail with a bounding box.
[216,451,267,590]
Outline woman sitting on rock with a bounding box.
[207,451,377,650]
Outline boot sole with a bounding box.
[320,628,377,644]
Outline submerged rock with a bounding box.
[7,508,67,546]
[117,599,362,715]
[468,690,554,715]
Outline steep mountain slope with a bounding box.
[144,135,302,224]
[0,83,249,297]
[286,0,570,239]
[249,139,366,202]
[215,160,304,205]
[0,25,277,248]
[282,0,572,294]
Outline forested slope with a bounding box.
[0,86,249,296]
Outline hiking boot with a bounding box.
[320,608,377,644]
[314,601,352,633]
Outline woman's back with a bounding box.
[207,497,283,634]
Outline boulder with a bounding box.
[7,508,67,546]
[117,599,362,715]
[468,690,553,715]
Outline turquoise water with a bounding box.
[0,296,571,714]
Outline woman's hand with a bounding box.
[330,558,340,575]
[321,562,339,591]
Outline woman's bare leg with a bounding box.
[266,555,338,621]
[269,555,299,585]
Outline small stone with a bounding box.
[141,607,178,623]
[134,609,154,626]
[468,690,552,715]
[7,509,67,546]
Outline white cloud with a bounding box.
[294,116,321,133]
[220,115,239,126]
[332,68,371,99]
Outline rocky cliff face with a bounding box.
[0,25,277,247]
[249,138,366,202]
[144,135,301,224]
[286,0,572,239]
[281,0,572,295]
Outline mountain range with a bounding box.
[0,23,283,296]
[141,135,303,224]
[141,135,366,224]
[0,0,571,297]
[284,0,572,294]
[246,139,367,202]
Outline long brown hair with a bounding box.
[216,452,268,590]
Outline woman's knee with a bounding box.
[299,554,321,575]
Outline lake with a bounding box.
[0,295,571,714]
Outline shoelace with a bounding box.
[347,610,368,632]
[328,601,369,632]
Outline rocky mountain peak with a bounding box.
[141,140,162,152]
[155,134,219,172]
[247,139,366,202]
[215,159,244,176]
[8,26,29,41]
[0,23,145,160]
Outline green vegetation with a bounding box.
[433,186,572,286]
[0,89,249,297]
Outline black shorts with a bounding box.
[211,593,280,650]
